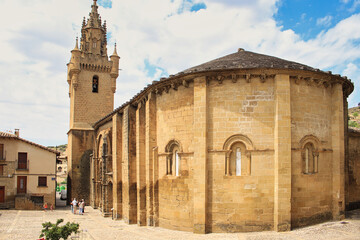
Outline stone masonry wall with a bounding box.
[290,80,333,228]
[156,83,194,231]
[72,71,114,128]
[207,77,275,232]
[347,131,360,209]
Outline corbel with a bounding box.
[182,79,189,88]
[260,74,266,83]
[231,73,238,83]
[246,74,252,83]
[217,75,225,84]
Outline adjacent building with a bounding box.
[67,0,357,233]
[0,130,58,209]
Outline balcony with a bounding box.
[16,160,29,171]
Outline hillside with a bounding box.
[47,144,67,153]
[349,106,360,129]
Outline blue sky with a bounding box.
[275,0,360,40]
[0,0,359,146]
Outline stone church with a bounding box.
[67,0,359,233]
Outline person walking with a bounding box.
[79,199,85,215]
[71,198,77,214]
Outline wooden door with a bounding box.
[17,176,27,194]
[0,186,4,203]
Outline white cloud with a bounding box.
[0,0,360,145]
[349,0,360,11]
[316,15,333,27]
[341,0,351,4]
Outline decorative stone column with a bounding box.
[274,74,291,231]
[112,113,122,219]
[331,83,345,220]
[193,76,208,234]
[122,105,137,224]
[145,93,156,226]
[136,102,146,226]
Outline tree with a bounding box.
[39,219,79,240]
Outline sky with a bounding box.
[0,0,360,147]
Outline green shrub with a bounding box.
[39,219,79,240]
[349,121,359,128]
[353,112,359,117]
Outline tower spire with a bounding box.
[89,0,100,27]
[74,37,79,50]
[112,42,118,56]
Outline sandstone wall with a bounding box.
[71,71,114,128]
[290,80,335,228]
[207,77,275,232]
[156,84,194,231]
[347,130,360,209]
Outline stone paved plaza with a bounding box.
[1,207,360,240]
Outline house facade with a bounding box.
[0,130,58,209]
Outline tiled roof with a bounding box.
[0,131,17,138]
[92,49,353,128]
[0,131,59,155]
[183,49,316,74]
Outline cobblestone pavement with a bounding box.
[1,207,360,240]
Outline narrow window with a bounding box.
[0,165,3,176]
[303,142,317,174]
[236,148,241,176]
[305,147,309,173]
[228,142,249,176]
[92,76,99,93]
[175,150,179,176]
[38,177,47,187]
[18,152,28,170]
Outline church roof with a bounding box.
[183,48,316,74]
[93,49,354,128]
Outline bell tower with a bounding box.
[67,0,120,202]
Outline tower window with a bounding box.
[92,76,99,93]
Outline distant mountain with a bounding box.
[349,107,360,129]
[47,144,67,153]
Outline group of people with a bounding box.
[71,198,85,215]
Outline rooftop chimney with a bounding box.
[14,129,19,137]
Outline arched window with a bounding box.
[92,75,99,93]
[300,135,320,174]
[302,142,318,174]
[223,134,253,176]
[165,140,181,176]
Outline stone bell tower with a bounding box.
[67,0,120,202]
